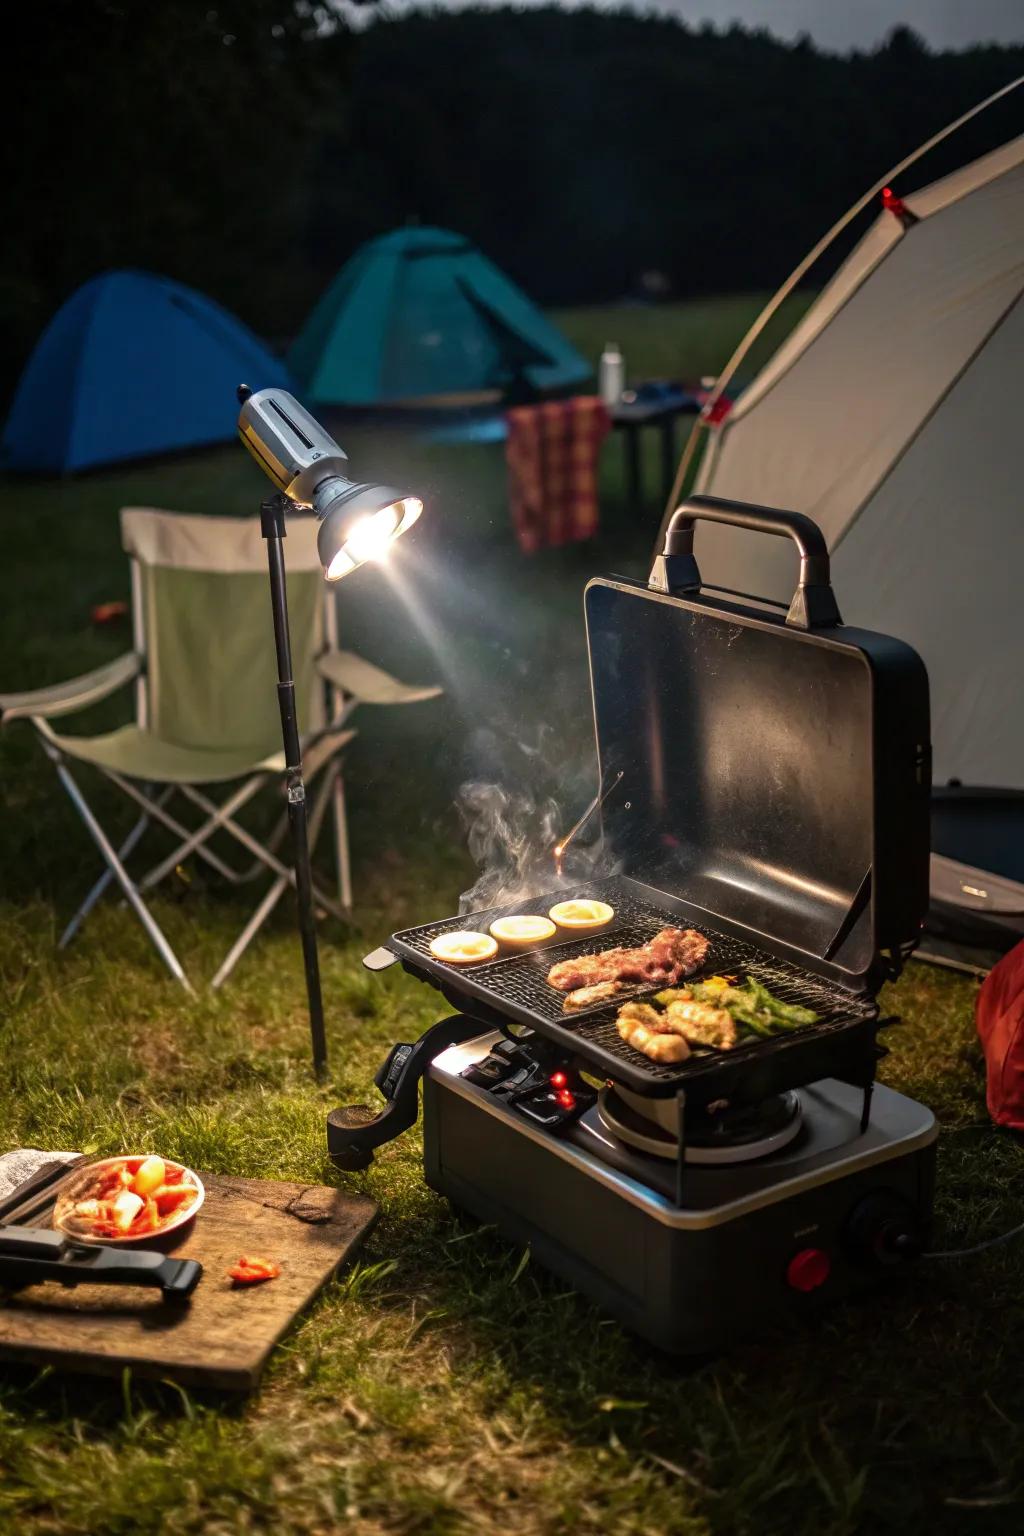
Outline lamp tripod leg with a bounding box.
[261,494,329,1078]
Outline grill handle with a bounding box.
[649,494,842,630]
[327,1015,485,1171]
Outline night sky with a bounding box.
[404,0,1024,53]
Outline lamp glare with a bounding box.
[325,497,423,582]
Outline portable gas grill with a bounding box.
[330,497,937,1353]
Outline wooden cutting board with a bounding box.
[0,1173,377,1390]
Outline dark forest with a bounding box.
[6,2,1022,395]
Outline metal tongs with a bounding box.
[0,1227,202,1303]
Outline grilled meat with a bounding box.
[616,1001,667,1031]
[664,998,738,1050]
[615,994,736,1060]
[617,1011,691,1063]
[547,927,708,992]
[562,980,624,1012]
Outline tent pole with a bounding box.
[656,72,1024,551]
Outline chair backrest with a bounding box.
[121,508,327,753]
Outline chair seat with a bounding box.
[318,649,442,706]
[35,719,354,785]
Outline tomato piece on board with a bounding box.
[227,1255,281,1285]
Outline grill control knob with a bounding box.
[786,1248,831,1292]
[844,1192,923,1267]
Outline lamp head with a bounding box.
[236,386,422,580]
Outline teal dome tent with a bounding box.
[2,271,293,473]
[289,228,590,407]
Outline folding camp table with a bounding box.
[609,388,699,518]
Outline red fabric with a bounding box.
[505,396,610,554]
[976,938,1024,1129]
[695,390,734,425]
[91,600,128,626]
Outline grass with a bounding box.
[553,292,817,387]
[1,295,1022,1535]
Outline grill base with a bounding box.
[425,1032,937,1354]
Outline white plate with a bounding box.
[52,1155,205,1245]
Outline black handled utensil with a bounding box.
[0,1227,202,1303]
[0,1155,88,1226]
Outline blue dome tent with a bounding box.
[2,271,293,473]
[289,227,590,407]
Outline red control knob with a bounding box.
[786,1247,831,1292]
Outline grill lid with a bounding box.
[586,497,930,990]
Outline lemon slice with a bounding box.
[489,914,557,948]
[429,930,499,964]
[548,899,615,929]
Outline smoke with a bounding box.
[457,781,561,912]
[456,724,619,914]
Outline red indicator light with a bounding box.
[557,1089,575,1109]
[786,1248,831,1292]
[550,1071,568,1089]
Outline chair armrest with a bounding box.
[0,652,141,724]
[317,649,442,706]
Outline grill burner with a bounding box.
[598,1084,804,1164]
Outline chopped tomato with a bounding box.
[126,1197,160,1234]
[154,1183,196,1214]
[227,1255,281,1285]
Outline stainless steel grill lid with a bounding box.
[586,501,930,991]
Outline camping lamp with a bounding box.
[236,384,424,1076]
[237,386,422,580]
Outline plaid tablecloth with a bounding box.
[506,396,610,553]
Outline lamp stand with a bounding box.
[260,493,328,1078]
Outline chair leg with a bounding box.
[130,774,267,891]
[180,784,347,922]
[210,878,289,990]
[333,771,353,910]
[104,769,252,887]
[58,786,172,949]
[51,758,194,993]
[210,763,338,990]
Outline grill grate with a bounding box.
[565,947,876,1084]
[389,877,878,1093]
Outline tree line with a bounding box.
[4,2,1021,400]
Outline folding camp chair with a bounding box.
[0,507,441,991]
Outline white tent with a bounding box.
[693,134,1024,794]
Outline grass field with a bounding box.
[553,293,816,385]
[1,296,1021,1536]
